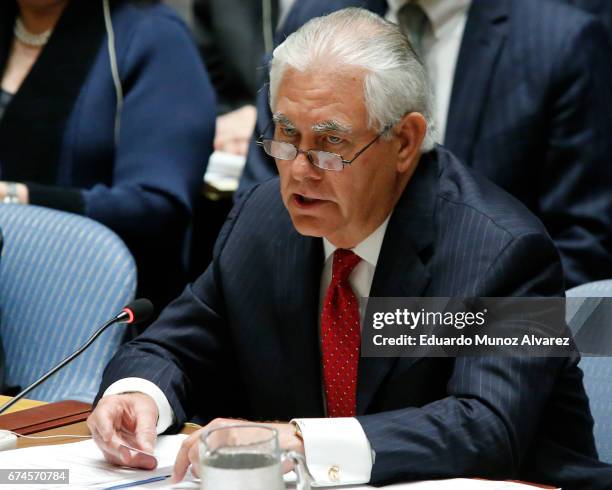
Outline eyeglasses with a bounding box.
[256,122,389,172]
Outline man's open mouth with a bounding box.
[293,194,325,207]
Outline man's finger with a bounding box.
[92,428,128,465]
[172,429,202,483]
[90,427,114,461]
[99,446,125,467]
[103,434,158,469]
[135,427,156,455]
[95,400,122,443]
[188,442,200,478]
[92,421,153,469]
[88,409,119,455]
[171,439,192,483]
[118,443,158,470]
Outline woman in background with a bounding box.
[0,0,215,313]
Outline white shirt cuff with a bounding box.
[291,417,373,486]
[103,377,174,434]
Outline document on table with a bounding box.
[0,435,557,489]
[145,476,555,489]
[0,434,193,489]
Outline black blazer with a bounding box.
[192,0,278,114]
[238,0,612,290]
[0,227,4,393]
[99,147,612,489]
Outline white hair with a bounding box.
[268,7,437,151]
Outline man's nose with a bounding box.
[291,150,322,182]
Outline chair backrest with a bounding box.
[566,280,612,464]
[0,204,136,403]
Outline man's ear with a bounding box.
[395,112,427,173]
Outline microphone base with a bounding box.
[0,430,17,451]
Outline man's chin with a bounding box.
[289,215,331,238]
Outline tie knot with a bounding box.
[331,249,361,284]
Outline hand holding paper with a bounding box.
[87,393,159,469]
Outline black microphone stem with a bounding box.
[0,316,121,415]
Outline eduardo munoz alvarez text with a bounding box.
[369,308,571,349]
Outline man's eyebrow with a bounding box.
[312,120,352,133]
[272,113,296,129]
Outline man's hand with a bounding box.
[172,418,305,483]
[214,105,257,156]
[87,393,159,469]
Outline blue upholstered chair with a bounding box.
[0,204,136,403]
[566,280,612,464]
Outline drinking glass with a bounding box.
[200,425,311,490]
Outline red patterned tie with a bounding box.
[321,249,362,417]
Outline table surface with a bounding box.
[0,394,46,412]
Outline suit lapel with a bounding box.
[357,152,438,414]
[444,0,510,162]
[274,227,325,417]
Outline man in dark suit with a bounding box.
[88,8,612,488]
[192,0,295,156]
[570,0,612,36]
[239,0,612,290]
[192,0,277,116]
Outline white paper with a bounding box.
[0,434,190,489]
[0,435,557,489]
[204,151,246,192]
[275,470,553,490]
[144,475,554,489]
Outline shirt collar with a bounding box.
[387,0,472,39]
[323,217,390,268]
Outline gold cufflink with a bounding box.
[328,465,340,482]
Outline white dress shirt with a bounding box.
[387,0,471,141]
[104,218,390,486]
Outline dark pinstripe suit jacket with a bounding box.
[98,147,612,489]
[570,0,612,36]
[238,0,612,290]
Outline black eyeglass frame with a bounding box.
[255,120,392,171]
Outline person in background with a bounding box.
[0,0,216,313]
[239,0,612,290]
[0,229,4,394]
[162,0,192,24]
[193,0,294,156]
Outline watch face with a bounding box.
[3,183,19,204]
[292,421,303,439]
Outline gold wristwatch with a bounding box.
[2,182,19,204]
[291,420,303,441]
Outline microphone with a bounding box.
[115,298,154,325]
[0,299,154,416]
